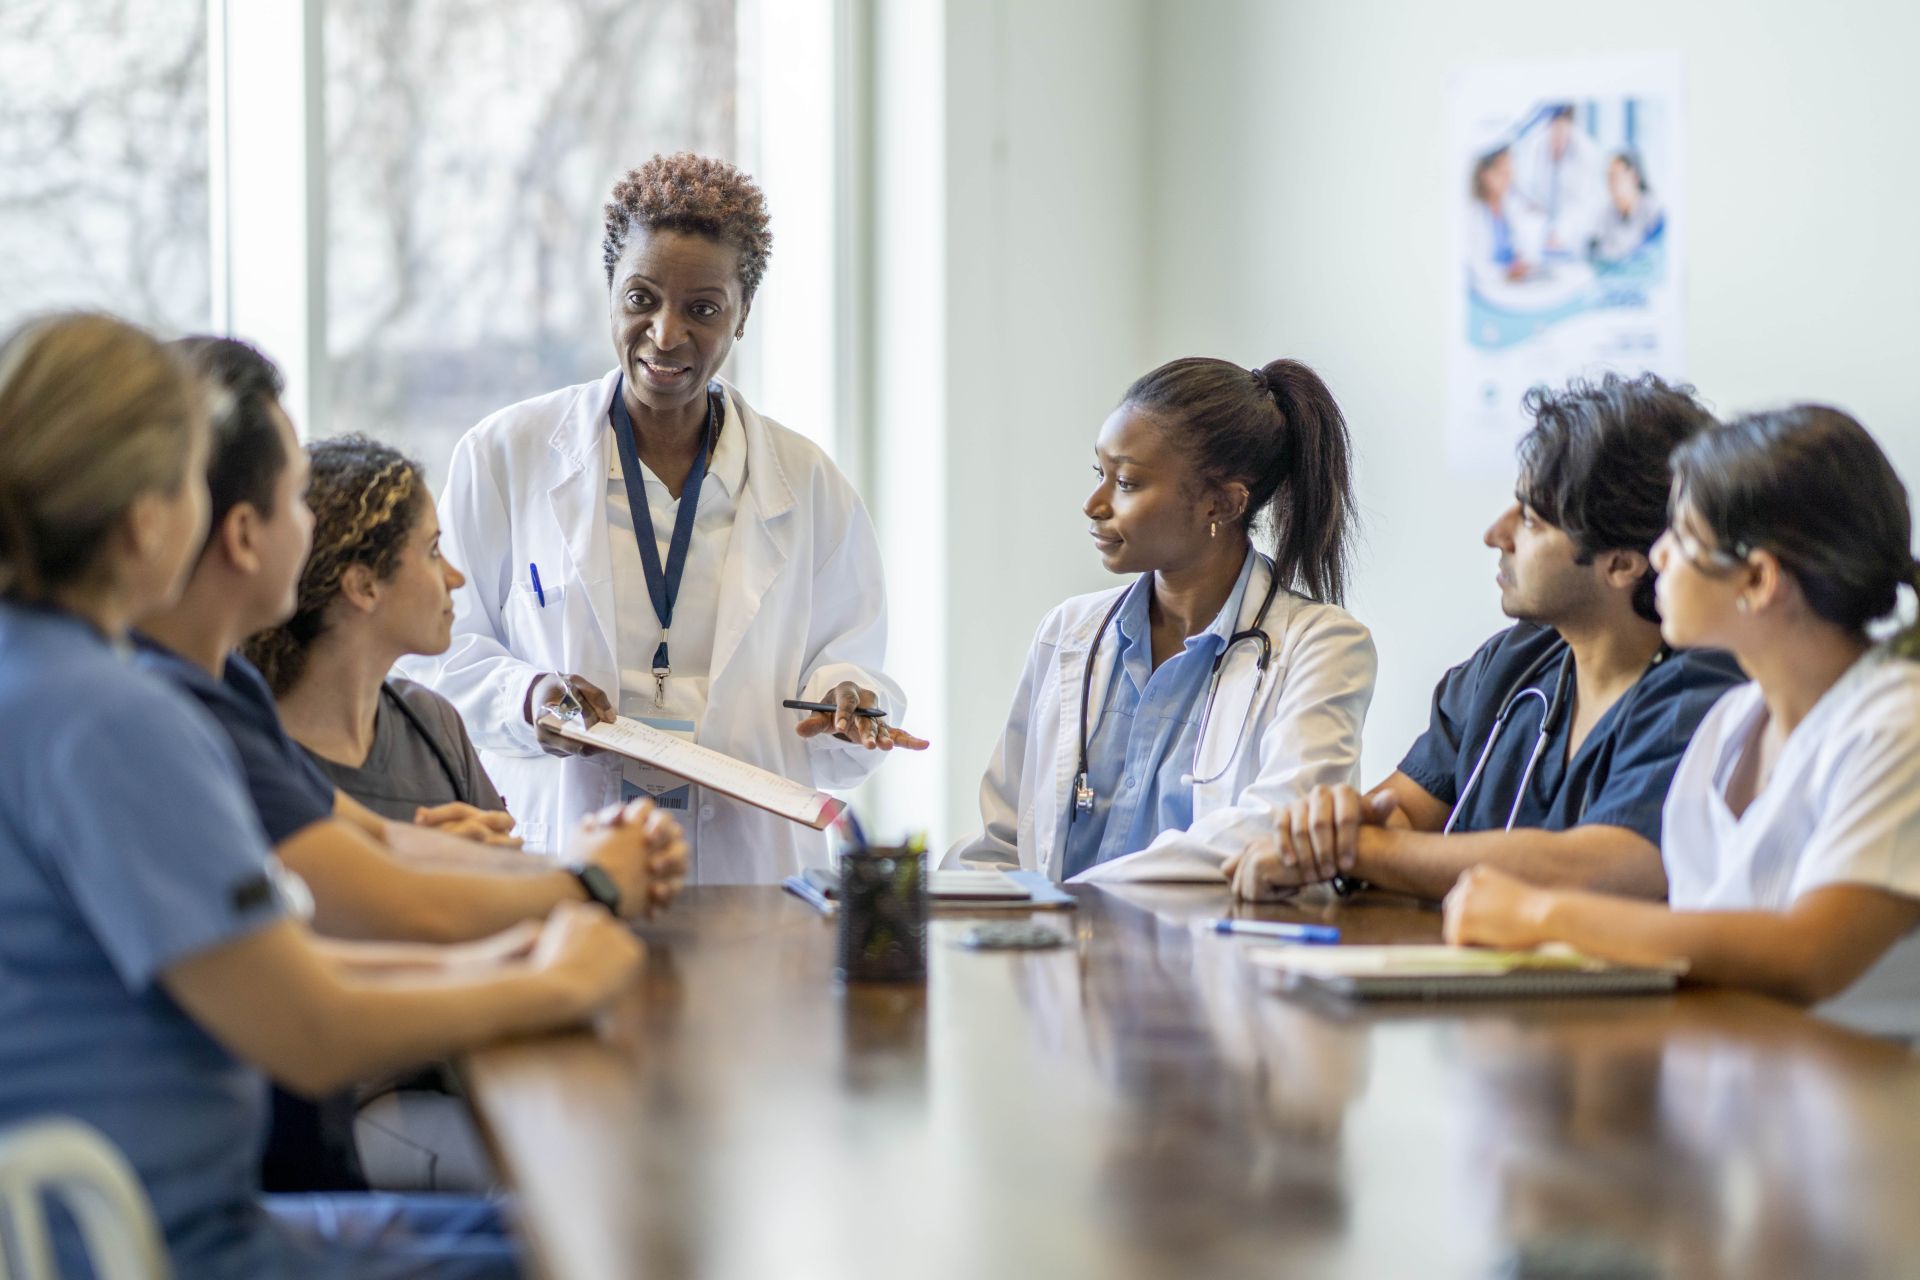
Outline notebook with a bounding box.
[1246,944,1684,1001]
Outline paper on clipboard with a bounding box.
[539,712,845,830]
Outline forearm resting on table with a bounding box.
[312,922,540,977]
[379,816,552,873]
[1523,884,1920,1006]
[279,820,583,945]
[165,921,591,1098]
[1358,822,1668,901]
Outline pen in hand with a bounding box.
[783,698,888,719]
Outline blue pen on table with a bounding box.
[529,562,546,607]
[1204,917,1341,945]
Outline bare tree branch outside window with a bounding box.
[324,0,739,487]
[0,0,210,334]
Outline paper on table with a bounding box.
[539,712,844,830]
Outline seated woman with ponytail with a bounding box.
[1446,407,1920,1034]
[245,436,514,844]
[947,357,1376,881]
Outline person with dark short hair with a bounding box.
[1448,407,1920,1035]
[405,152,925,882]
[1226,372,1745,903]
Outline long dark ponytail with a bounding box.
[1121,356,1356,605]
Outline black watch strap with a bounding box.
[573,864,622,915]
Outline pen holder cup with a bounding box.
[836,845,928,984]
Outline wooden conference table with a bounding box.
[463,885,1920,1280]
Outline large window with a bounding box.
[0,0,210,333]
[2,0,842,489]
[322,0,742,484]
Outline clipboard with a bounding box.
[539,709,845,830]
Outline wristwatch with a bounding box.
[572,864,622,916]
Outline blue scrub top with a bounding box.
[134,638,337,844]
[1062,551,1254,880]
[0,604,291,1280]
[1397,622,1745,844]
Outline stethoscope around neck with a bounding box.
[1071,557,1284,819]
[1444,640,1669,833]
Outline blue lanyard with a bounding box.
[610,376,722,706]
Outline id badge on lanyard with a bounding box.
[610,377,721,816]
[621,716,697,813]
[610,374,720,708]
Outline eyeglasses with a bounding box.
[1667,527,1750,578]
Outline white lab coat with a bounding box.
[403,370,902,882]
[946,556,1377,882]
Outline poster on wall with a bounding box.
[1448,53,1684,471]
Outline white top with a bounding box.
[945,555,1377,882]
[403,372,901,882]
[1663,647,1920,1036]
[607,393,747,859]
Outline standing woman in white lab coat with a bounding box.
[948,357,1377,882]
[409,153,925,881]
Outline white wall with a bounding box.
[870,0,1920,846]
[865,0,1151,849]
[1145,0,1920,783]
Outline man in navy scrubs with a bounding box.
[1226,373,1745,902]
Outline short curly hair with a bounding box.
[602,153,773,301]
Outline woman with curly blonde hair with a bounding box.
[246,435,514,843]
[404,152,925,878]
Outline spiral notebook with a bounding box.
[1247,944,1684,1002]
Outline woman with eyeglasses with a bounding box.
[1446,407,1920,1033]
[946,357,1377,882]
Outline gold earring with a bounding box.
[1210,521,1217,539]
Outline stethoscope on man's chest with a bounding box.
[1445,640,1670,833]
[1071,561,1284,819]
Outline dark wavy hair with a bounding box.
[1671,406,1920,656]
[1517,372,1717,621]
[1121,356,1356,605]
[242,435,426,695]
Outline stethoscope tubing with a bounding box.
[1440,639,1667,834]
[1073,557,1283,816]
[1442,647,1570,834]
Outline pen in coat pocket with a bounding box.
[529,562,546,607]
